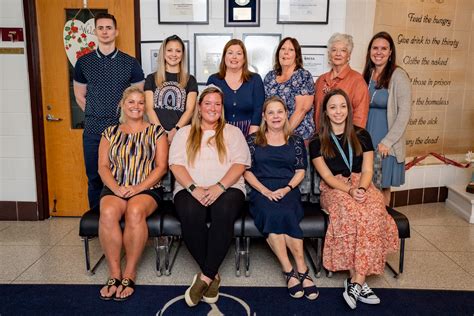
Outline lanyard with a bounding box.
[330,132,353,175]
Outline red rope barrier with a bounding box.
[405,152,471,171]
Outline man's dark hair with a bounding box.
[95,12,117,28]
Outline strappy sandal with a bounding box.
[99,278,121,301]
[298,269,319,300]
[282,269,304,298]
[114,278,136,302]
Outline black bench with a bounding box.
[79,186,410,278]
[234,201,327,277]
[78,205,163,275]
[387,206,411,277]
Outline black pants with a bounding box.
[83,132,103,209]
[174,188,244,279]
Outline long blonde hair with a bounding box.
[186,86,227,166]
[255,96,292,146]
[154,35,189,88]
[118,86,148,123]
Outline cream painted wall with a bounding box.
[0,0,37,201]
[140,0,348,79]
[0,0,470,205]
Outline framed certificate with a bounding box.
[140,40,190,76]
[225,0,260,27]
[243,33,281,78]
[158,0,209,24]
[301,45,329,81]
[277,0,329,24]
[194,33,233,84]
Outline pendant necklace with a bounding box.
[369,70,378,104]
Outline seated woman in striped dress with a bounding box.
[97,86,168,301]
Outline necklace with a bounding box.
[331,132,353,181]
[323,75,339,94]
[369,70,378,104]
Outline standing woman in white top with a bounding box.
[169,86,251,308]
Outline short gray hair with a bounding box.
[327,33,354,54]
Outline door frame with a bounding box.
[23,0,142,220]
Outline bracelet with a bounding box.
[186,183,197,193]
[358,187,367,192]
[175,125,180,131]
[286,184,294,190]
[216,181,227,192]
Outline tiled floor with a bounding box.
[0,202,473,291]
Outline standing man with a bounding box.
[74,13,145,209]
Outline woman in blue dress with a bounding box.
[264,37,316,196]
[245,96,318,300]
[207,39,265,137]
[363,32,411,205]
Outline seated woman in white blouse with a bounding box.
[169,85,250,308]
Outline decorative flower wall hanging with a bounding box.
[63,18,97,67]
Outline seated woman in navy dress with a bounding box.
[245,96,318,300]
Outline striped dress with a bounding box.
[102,124,165,189]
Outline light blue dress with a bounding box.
[366,80,405,188]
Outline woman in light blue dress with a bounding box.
[363,32,412,205]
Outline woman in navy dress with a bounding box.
[245,96,318,300]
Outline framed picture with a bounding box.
[194,33,233,84]
[277,0,329,24]
[140,40,190,76]
[301,45,329,81]
[158,0,209,24]
[197,84,207,93]
[225,0,260,27]
[243,33,281,78]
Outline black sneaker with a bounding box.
[343,278,361,309]
[359,282,380,304]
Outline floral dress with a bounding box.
[309,129,399,276]
[264,68,315,140]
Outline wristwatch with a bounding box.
[187,183,197,193]
[175,125,180,131]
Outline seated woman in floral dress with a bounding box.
[309,89,398,310]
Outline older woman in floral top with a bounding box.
[264,37,315,142]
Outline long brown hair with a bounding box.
[217,39,252,82]
[273,37,303,76]
[154,35,189,88]
[317,89,362,158]
[186,86,227,166]
[255,96,292,146]
[362,31,398,89]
